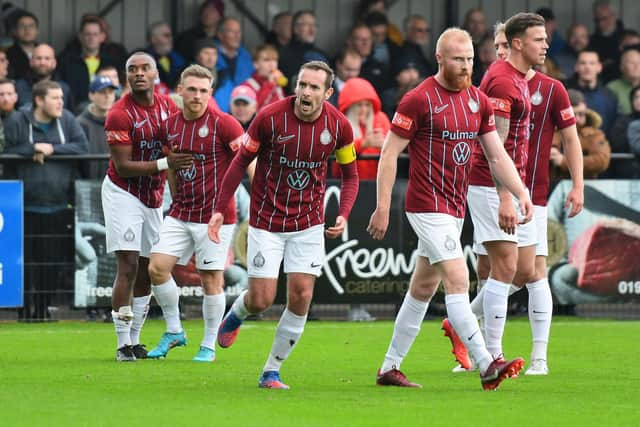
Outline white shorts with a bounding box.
[151,215,235,270]
[534,205,548,257]
[102,176,162,257]
[406,212,464,263]
[247,224,325,278]
[468,185,537,255]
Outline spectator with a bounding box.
[589,1,624,83]
[380,58,420,119]
[606,46,640,115]
[0,78,17,121]
[347,23,391,93]
[96,64,122,99]
[338,77,389,180]
[229,85,257,131]
[0,48,8,79]
[397,14,435,79]
[6,9,38,79]
[145,21,186,90]
[536,7,567,58]
[77,76,117,179]
[608,85,640,178]
[553,23,590,80]
[15,43,73,111]
[97,16,128,72]
[354,0,403,46]
[364,11,400,69]
[3,80,88,320]
[566,49,618,136]
[214,17,254,113]
[472,34,496,86]
[58,15,117,106]
[175,0,224,62]
[462,7,490,46]
[550,89,611,181]
[278,10,328,88]
[329,48,362,106]
[241,44,286,111]
[193,38,218,78]
[265,11,292,49]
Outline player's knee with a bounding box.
[247,293,274,313]
[491,259,517,282]
[147,263,169,284]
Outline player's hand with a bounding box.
[366,208,389,240]
[167,146,194,170]
[565,185,584,218]
[207,212,224,243]
[325,215,347,239]
[517,193,534,225]
[498,197,517,235]
[34,142,54,156]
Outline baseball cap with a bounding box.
[231,85,257,104]
[89,76,118,92]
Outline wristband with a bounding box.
[156,157,169,171]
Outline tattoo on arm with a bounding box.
[492,116,511,191]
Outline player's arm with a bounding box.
[326,142,359,239]
[367,131,410,240]
[490,115,520,233]
[167,168,178,199]
[479,130,533,224]
[108,143,193,178]
[558,124,584,217]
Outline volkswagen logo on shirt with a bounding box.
[287,169,311,190]
[452,142,471,165]
[180,164,197,182]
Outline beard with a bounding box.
[442,65,472,90]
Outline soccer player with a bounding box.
[367,28,532,390]
[145,64,245,362]
[446,23,585,375]
[208,60,359,389]
[102,52,192,361]
[447,13,547,366]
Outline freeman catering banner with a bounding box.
[75,179,640,307]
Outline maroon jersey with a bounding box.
[391,77,496,218]
[163,106,244,224]
[527,72,576,206]
[471,60,531,186]
[244,97,354,232]
[105,92,178,208]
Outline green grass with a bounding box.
[1,317,638,427]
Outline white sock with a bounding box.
[482,278,511,359]
[201,293,226,349]
[527,278,553,360]
[230,289,250,320]
[130,294,151,345]
[445,293,492,373]
[380,293,428,373]
[470,280,486,317]
[112,306,133,349]
[151,277,182,333]
[263,309,307,372]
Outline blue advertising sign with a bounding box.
[0,181,23,308]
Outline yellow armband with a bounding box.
[335,143,356,164]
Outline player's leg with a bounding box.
[438,258,524,390]
[146,217,191,358]
[218,226,283,348]
[524,255,552,375]
[192,223,235,362]
[102,176,145,361]
[258,225,324,389]
[377,254,437,388]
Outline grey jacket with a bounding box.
[76,106,109,179]
[4,108,88,208]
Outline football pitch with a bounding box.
[1,317,638,427]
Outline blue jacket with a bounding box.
[214,43,254,113]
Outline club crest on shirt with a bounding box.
[253,251,265,268]
[320,128,332,145]
[444,235,457,251]
[467,98,479,113]
[198,125,209,138]
[531,90,543,106]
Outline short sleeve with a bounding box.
[104,108,132,145]
[551,85,577,130]
[221,113,245,152]
[478,91,497,136]
[483,77,516,119]
[390,89,425,140]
